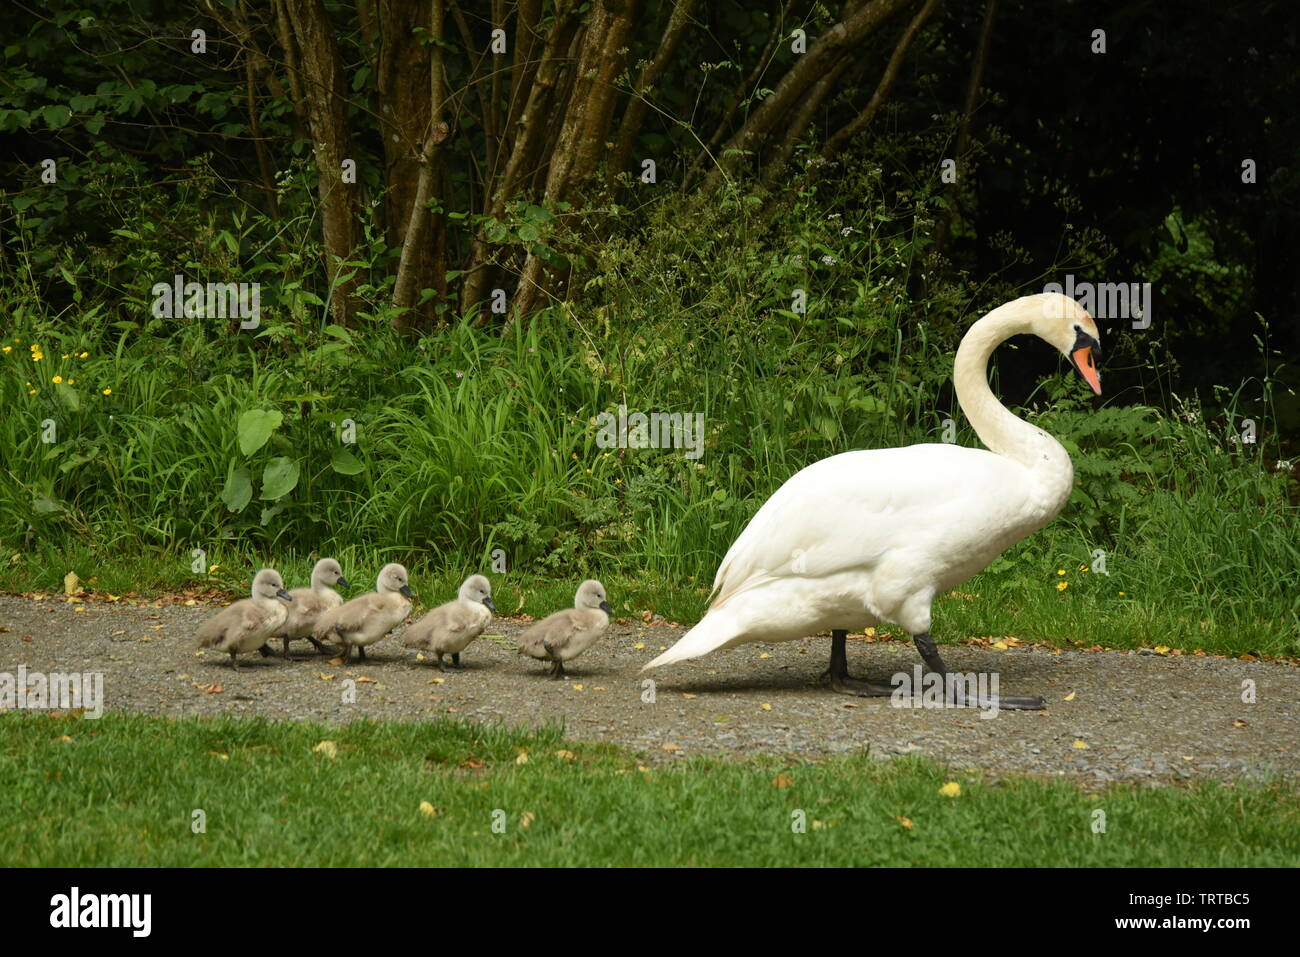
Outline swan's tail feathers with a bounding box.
[641,609,739,671]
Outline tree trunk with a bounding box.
[284,0,361,327]
[509,0,641,324]
[822,0,939,157]
[611,0,699,188]
[391,1,451,327]
[461,1,582,316]
[703,0,915,192]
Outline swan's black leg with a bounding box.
[258,643,274,658]
[819,630,897,697]
[450,653,461,668]
[306,636,332,655]
[282,636,295,660]
[913,631,1044,711]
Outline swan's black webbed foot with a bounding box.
[820,630,897,697]
[913,631,1045,711]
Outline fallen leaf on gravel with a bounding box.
[1063,691,1077,701]
[571,683,583,690]
[761,703,772,711]
[356,676,375,683]
[1239,653,1257,661]
[318,673,335,681]
[203,683,223,695]
[896,816,914,830]
[418,801,438,817]
[634,642,645,649]
[771,774,794,788]
[1154,645,1171,655]
[327,656,345,665]
[1232,719,1248,727]
[415,653,425,660]
[312,740,338,759]
[1073,739,1090,749]
[991,640,1009,650]
[111,630,125,637]
[428,678,444,685]
[954,720,975,728]
[939,782,961,797]
[759,652,772,659]
[22,635,33,642]
[661,743,681,752]
[63,571,80,596]
[681,693,697,699]
[554,750,575,762]
[520,811,535,829]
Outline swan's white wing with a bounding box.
[710,443,1036,609]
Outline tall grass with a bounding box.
[1,182,1296,656]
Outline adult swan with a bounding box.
[644,293,1102,710]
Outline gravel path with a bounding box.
[3,594,1296,784]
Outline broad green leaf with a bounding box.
[260,457,300,500]
[237,408,282,455]
[330,447,364,475]
[43,104,71,128]
[221,466,253,512]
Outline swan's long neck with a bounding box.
[953,301,1074,510]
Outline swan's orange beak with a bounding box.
[1072,346,1102,395]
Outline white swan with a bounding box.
[643,293,1102,709]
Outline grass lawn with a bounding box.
[1,712,1296,867]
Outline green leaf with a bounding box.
[42,104,71,128]
[31,494,65,517]
[221,465,253,512]
[260,457,300,500]
[52,383,81,412]
[237,408,282,455]
[518,222,540,242]
[330,446,364,475]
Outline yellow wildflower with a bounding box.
[102,388,112,395]
[1057,581,1068,592]
[52,376,63,384]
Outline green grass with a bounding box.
[1,712,1296,866]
